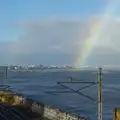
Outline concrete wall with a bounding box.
[44,106,87,120]
[5,91,88,120]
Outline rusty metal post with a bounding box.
[98,67,102,120]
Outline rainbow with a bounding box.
[75,0,117,68]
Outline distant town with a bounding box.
[7,64,73,70]
[6,65,120,71]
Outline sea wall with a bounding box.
[44,106,87,120]
[31,101,87,120]
[0,90,88,120]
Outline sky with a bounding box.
[0,0,120,66]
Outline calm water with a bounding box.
[4,69,120,120]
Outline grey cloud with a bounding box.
[10,20,89,55]
[0,18,120,65]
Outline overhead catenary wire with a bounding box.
[57,82,96,101]
[45,68,108,120]
[46,78,98,102]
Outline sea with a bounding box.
[4,69,120,120]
